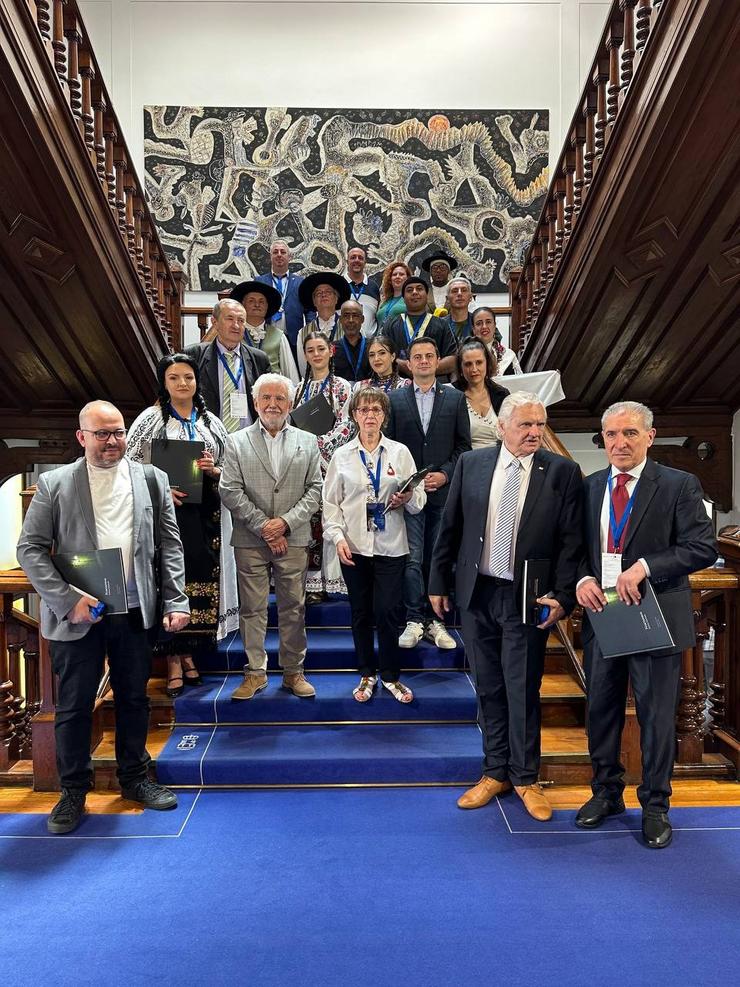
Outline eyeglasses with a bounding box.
[355,407,384,417]
[81,428,126,441]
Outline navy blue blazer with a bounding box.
[429,446,584,613]
[256,272,306,348]
[385,383,471,507]
[580,459,717,650]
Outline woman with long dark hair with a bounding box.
[127,353,238,695]
[294,331,353,600]
[452,338,510,449]
[354,335,412,394]
[471,306,522,376]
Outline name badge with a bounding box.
[230,393,249,418]
[366,502,386,532]
[601,552,622,588]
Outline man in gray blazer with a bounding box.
[219,374,322,700]
[17,400,190,834]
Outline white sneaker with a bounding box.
[425,620,457,650]
[399,621,425,648]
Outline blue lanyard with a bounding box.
[218,350,243,388]
[170,406,197,441]
[243,325,265,349]
[272,275,287,299]
[607,472,638,550]
[340,335,366,376]
[303,376,329,404]
[349,280,365,301]
[403,314,428,346]
[359,449,382,498]
[319,314,339,341]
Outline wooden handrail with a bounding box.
[17,0,182,350]
[509,0,667,357]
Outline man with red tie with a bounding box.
[576,401,717,848]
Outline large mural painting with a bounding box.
[144,106,549,292]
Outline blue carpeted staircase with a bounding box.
[157,596,483,788]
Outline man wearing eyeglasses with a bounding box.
[17,400,190,835]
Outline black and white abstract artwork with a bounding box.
[143,106,549,292]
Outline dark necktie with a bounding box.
[607,472,632,552]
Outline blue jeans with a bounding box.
[404,501,444,624]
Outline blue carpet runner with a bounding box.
[158,596,481,787]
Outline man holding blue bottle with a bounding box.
[17,400,190,834]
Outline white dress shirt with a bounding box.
[86,458,139,606]
[322,435,426,557]
[479,444,535,579]
[259,421,289,477]
[414,383,436,434]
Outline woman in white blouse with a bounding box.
[323,387,426,703]
[451,338,509,449]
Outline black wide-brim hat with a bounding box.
[229,280,282,319]
[421,251,458,273]
[298,271,352,310]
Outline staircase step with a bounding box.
[173,671,477,724]
[197,628,466,672]
[156,722,482,787]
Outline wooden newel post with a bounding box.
[675,591,707,764]
[31,635,59,791]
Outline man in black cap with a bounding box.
[381,278,458,379]
[296,272,352,374]
[422,251,458,311]
[332,300,371,383]
[229,280,299,384]
[345,246,381,336]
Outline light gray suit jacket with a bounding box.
[16,458,189,642]
[219,422,322,548]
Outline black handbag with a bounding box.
[143,465,172,644]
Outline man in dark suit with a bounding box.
[429,392,583,820]
[575,400,717,848]
[255,239,306,356]
[386,337,471,650]
[185,298,270,433]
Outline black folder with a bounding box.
[53,548,128,614]
[151,438,205,504]
[290,394,336,436]
[587,581,675,657]
[521,559,551,625]
[382,465,434,515]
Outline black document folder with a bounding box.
[382,465,434,515]
[290,394,336,436]
[521,559,551,625]
[588,581,675,657]
[151,438,205,504]
[53,548,128,614]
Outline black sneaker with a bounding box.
[47,791,87,834]
[120,779,178,811]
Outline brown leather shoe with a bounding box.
[231,672,268,701]
[283,673,316,698]
[515,784,553,821]
[457,776,512,809]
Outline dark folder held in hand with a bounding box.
[522,559,551,625]
[53,548,129,614]
[151,438,205,505]
[290,394,336,436]
[588,581,675,657]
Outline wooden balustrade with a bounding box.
[17,0,181,350]
[509,0,668,354]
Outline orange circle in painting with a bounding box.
[428,115,450,132]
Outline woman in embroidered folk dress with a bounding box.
[451,338,510,450]
[471,306,523,376]
[354,335,412,394]
[295,272,352,375]
[294,331,353,601]
[127,353,238,696]
[323,387,426,703]
[376,261,412,330]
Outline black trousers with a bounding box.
[461,578,547,786]
[583,638,681,814]
[341,554,407,681]
[49,609,153,793]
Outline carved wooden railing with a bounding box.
[508,0,667,355]
[18,0,184,350]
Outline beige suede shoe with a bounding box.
[515,784,553,821]
[457,776,512,809]
[231,673,268,701]
[282,673,316,698]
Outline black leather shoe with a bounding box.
[642,812,672,848]
[575,795,626,829]
[47,791,87,834]
[121,779,178,811]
